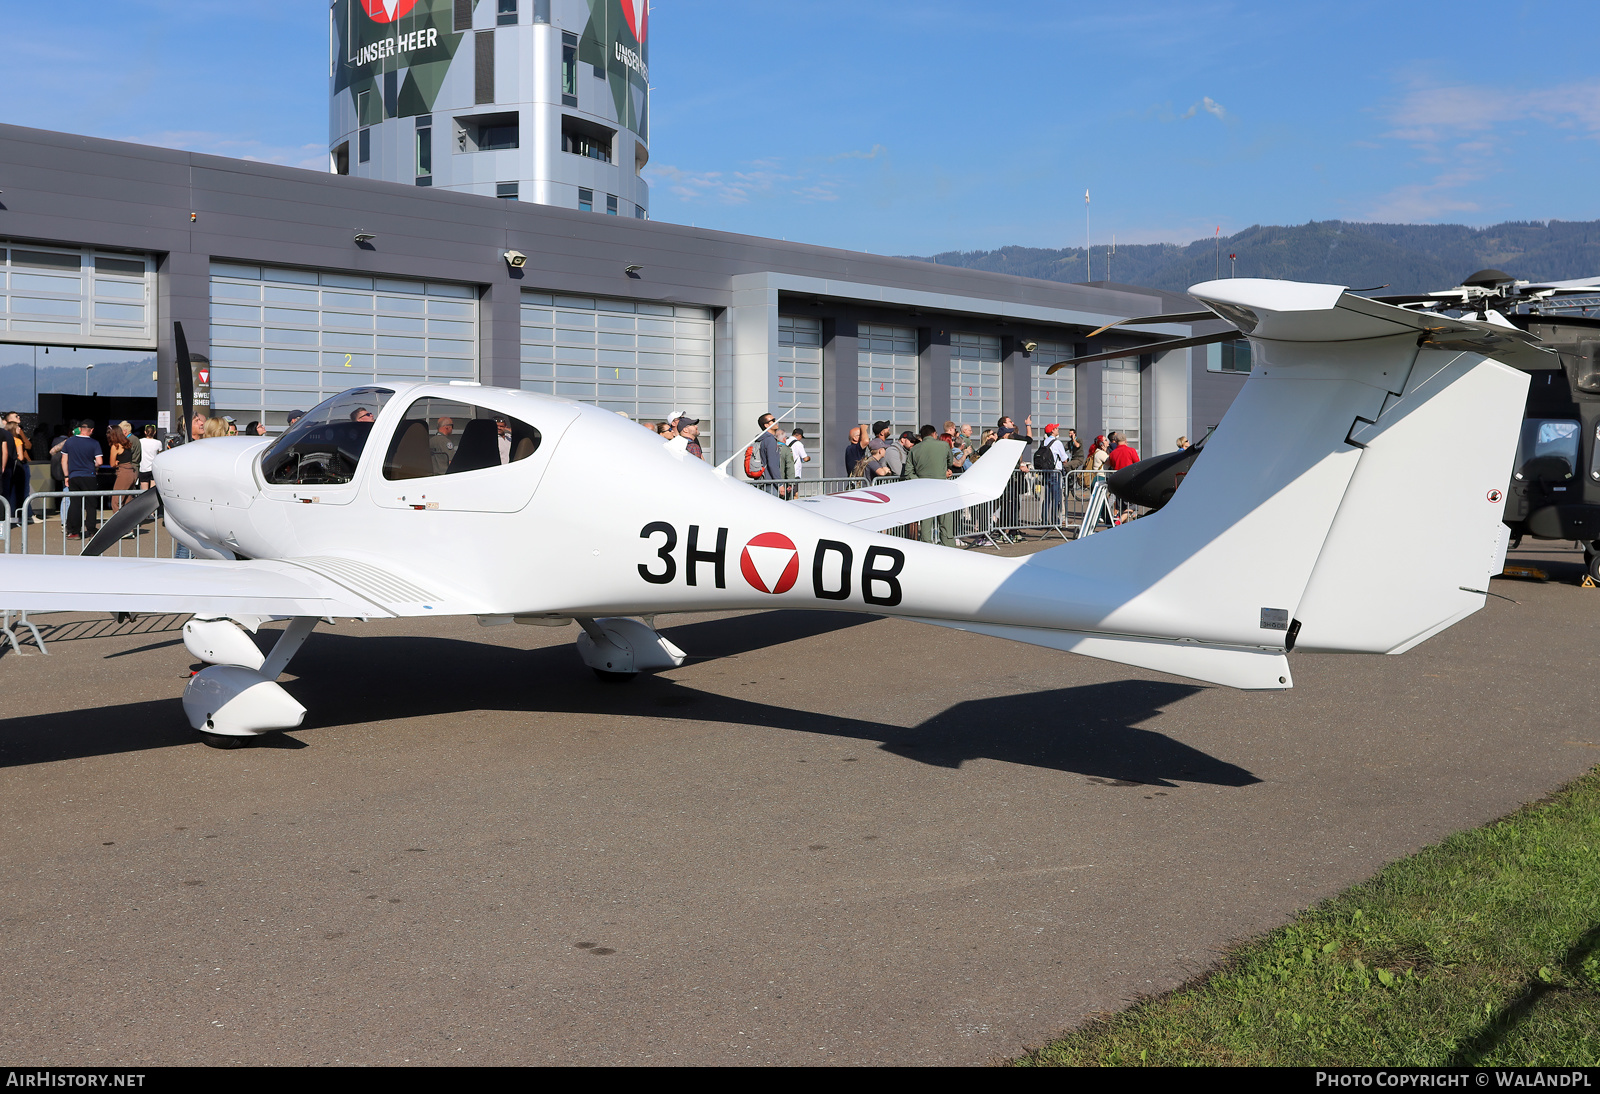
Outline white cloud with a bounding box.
[1386,79,1600,141]
[1360,76,1600,222]
[647,157,850,205]
[1179,96,1229,122]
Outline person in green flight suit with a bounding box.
[907,424,958,545]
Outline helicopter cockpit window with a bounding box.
[260,388,394,486]
[382,396,542,481]
[1513,419,1580,483]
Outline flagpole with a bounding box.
[1084,190,1091,281]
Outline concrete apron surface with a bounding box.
[0,541,1594,1066]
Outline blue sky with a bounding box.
[7,1,1598,256]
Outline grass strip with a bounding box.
[1018,766,1600,1066]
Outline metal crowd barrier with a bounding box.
[17,490,173,559]
[754,466,1147,547]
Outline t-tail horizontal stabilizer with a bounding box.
[953,278,1526,688]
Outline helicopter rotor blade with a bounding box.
[1046,330,1236,374]
[1083,310,1218,339]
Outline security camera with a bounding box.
[1022,340,1038,353]
[503,250,527,269]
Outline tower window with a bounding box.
[578,188,593,213]
[358,127,370,164]
[561,32,577,106]
[561,115,615,163]
[497,0,518,25]
[415,117,432,180]
[453,0,472,32]
[453,112,519,152]
[605,193,618,215]
[634,204,646,220]
[533,0,550,22]
[497,182,519,200]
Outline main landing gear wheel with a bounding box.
[199,731,250,750]
[592,668,638,683]
[1587,544,1600,584]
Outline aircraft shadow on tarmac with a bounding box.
[0,610,1260,787]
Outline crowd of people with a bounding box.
[0,411,270,541]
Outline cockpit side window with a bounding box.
[382,396,542,481]
[261,388,394,486]
[1514,418,1580,483]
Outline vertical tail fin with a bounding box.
[988,279,1527,685]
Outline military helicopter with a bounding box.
[1100,269,1600,581]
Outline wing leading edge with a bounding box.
[0,556,396,618]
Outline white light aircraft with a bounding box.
[1,279,1533,748]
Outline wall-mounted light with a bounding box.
[1022,340,1038,353]
[503,249,527,268]
[625,264,643,279]
[353,232,375,244]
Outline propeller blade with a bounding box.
[175,321,194,444]
[1083,310,1217,339]
[81,487,161,557]
[1046,330,1236,374]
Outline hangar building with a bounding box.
[0,122,1248,475]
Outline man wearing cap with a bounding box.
[285,410,306,430]
[430,415,459,475]
[787,427,810,478]
[1039,424,1070,526]
[664,414,702,459]
[863,437,896,481]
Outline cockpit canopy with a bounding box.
[381,396,542,480]
[261,388,393,486]
[1513,418,1580,483]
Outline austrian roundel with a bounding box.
[740,532,799,595]
[360,0,419,22]
[622,0,648,42]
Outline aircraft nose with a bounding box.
[154,437,266,508]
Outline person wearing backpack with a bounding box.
[745,412,785,496]
[1037,424,1070,526]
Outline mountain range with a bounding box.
[906,220,1600,296]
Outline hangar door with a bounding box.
[858,323,917,434]
[208,262,477,424]
[1100,356,1140,450]
[0,240,155,350]
[1032,341,1075,433]
[950,332,1000,425]
[775,315,822,467]
[520,290,713,447]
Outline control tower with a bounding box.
[330,0,649,217]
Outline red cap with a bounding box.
[1044,423,1059,433]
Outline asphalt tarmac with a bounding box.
[1,541,1596,1066]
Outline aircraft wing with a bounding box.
[0,554,471,619]
[791,439,1026,531]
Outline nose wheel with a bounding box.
[200,731,251,750]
